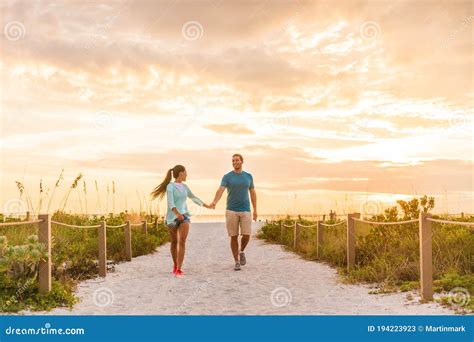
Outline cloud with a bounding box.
[1,0,472,213]
[204,123,254,135]
[63,145,473,195]
[1,0,471,124]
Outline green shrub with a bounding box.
[257,199,474,314]
[0,211,169,312]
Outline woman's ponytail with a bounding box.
[150,165,186,200]
[150,168,173,200]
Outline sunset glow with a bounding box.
[1,0,472,217]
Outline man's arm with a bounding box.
[250,188,257,221]
[210,186,226,208]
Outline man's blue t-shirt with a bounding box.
[220,171,254,212]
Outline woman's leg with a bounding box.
[168,227,178,268]
[177,222,190,270]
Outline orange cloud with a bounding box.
[204,124,254,135]
[1,1,472,214]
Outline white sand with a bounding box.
[24,222,453,315]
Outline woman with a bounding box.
[151,165,211,276]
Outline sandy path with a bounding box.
[26,222,453,315]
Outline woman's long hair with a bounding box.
[150,165,186,200]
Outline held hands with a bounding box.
[176,213,185,221]
[204,202,216,210]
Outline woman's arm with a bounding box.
[185,185,205,206]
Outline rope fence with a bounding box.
[352,217,418,225]
[320,221,346,227]
[106,224,127,229]
[0,219,44,227]
[4,213,472,301]
[0,214,162,294]
[271,212,473,302]
[426,217,474,227]
[297,223,318,228]
[51,220,101,229]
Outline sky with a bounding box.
[0,0,473,217]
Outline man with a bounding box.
[210,153,257,271]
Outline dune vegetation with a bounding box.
[257,196,474,314]
[1,172,168,312]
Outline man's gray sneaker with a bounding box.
[239,252,246,265]
[234,262,241,271]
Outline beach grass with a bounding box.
[0,210,168,312]
[257,199,474,314]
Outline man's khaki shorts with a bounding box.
[225,210,252,237]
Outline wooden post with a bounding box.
[38,214,51,293]
[293,222,300,249]
[346,213,360,271]
[280,221,283,242]
[26,211,30,221]
[125,220,132,261]
[154,217,158,230]
[316,220,323,259]
[419,212,433,301]
[142,220,148,236]
[322,214,326,222]
[98,221,107,277]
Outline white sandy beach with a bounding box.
[24,222,453,315]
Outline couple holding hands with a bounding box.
[151,153,257,276]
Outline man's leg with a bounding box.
[240,234,250,252]
[238,212,252,266]
[230,235,239,262]
[226,210,240,262]
[239,211,252,252]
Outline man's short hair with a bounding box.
[232,153,243,162]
